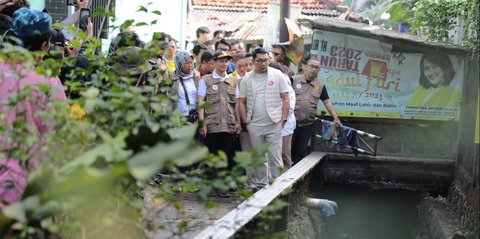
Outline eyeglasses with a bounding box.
[308,64,320,70]
[255,58,269,64]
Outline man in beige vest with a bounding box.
[238,48,290,187]
[198,51,240,170]
[291,57,341,164]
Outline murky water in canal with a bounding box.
[312,184,421,239]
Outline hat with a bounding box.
[8,8,52,39]
[112,31,142,49]
[213,51,232,61]
[111,46,152,76]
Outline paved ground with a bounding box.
[142,186,242,239]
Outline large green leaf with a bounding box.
[125,125,171,154]
[59,131,130,174]
[1,163,129,230]
[388,0,414,22]
[128,125,207,180]
[22,167,56,198]
[31,200,61,221]
[167,123,198,140]
[2,196,41,224]
[47,163,129,202]
[136,6,148,13]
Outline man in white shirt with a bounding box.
[237,48,290,187]
[268,62,296,169]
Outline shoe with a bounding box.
[209,188,230,198]
[149,174,163,185]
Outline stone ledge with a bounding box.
[416,197,468,239]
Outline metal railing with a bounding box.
[315,118,382,156]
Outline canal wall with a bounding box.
[284,159,328,239]
[311,118,457,192]
[323,153,454,192]
[447,57,479,239]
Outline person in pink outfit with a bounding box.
[1,8,67,208]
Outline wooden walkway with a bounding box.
[194,151,326,239]
[145,151,326,239]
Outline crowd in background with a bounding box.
[0,0,342,204]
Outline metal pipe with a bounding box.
[304,196,338,216]
[304,196,337,210]
[67,5,75,17]
[279,0,290,42]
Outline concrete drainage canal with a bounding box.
[306,184,422,239]
[191,152,455,239]
[283,153,454,239]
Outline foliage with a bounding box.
[349,0,479,53]
[411,0,463,42]
[0,6,272,238]
[388,0,479,54]
[349,0,398,25]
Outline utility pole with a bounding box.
[279,0,290,43]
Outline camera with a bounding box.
[47,43,66,60]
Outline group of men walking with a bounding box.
[106,24,343,189]
[191,45,341,188]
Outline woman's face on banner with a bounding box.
[423,59,445,87]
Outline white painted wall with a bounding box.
[105,0,187,51]
[29,0,45,11]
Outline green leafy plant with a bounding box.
[388,0,479,54]
[0,8,272,238]
[349,0,478,54]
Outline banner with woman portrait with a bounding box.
[311,30,464,121]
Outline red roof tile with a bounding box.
[192,0,341,10]
[187,6,340,41]
[187,0,348,41]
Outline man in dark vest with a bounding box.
[291,57,342,165]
